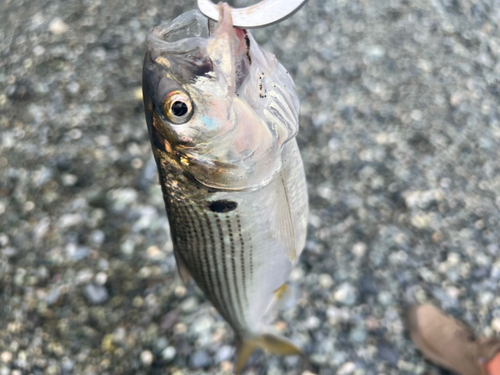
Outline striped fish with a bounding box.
[142,4,308,372]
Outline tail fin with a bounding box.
[235,333,302,373]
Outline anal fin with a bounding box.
[272,283,296,311]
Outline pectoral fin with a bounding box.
[173,249,191,285]
[272,173,296,262]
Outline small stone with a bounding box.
[192,316,214,334]
[49,18,69,35]
[221,361,233,372]
[189,350,211,368]
[76,269,94,284]
[337,362,356,375]
[154,337,169,352]
[305,316,321,330]
[377,291,393,306]
[132,296,144,307]
[180,297,198,313]
[363,45,385,59]
[68,128,82,140]
[432,231,443,243]
[46,286,64,306]
[67,81,80,95]
[411,213,433,229]
[59,214,82,228]
[140,350,154,366]
[90,229,105,245]
[0,351,12,363]
[378,344,399,366]
[101,334,115,352]
[161,346,176,361]
[492,318,500,333]
[95,272,107,285]
[45,365,60,375]
[310,354,327,365]
[319,274,334,289]
[84,283,108,304]
[147,245,164,260]
[134,87,143,101]
[132,158,143,169]
[479,292,494,306]
[349,326,367,343]
[410,109,423,121]
[215,345,234,363]
[352,242,367,258]
[62,173,78,186]
[334,283,357,306]
[33,45,45,56]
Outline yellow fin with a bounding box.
[235,340,257,374]
[173,250,191,286]
[235,334,302,373]
[269,283,296,314]
[273,283,289,300]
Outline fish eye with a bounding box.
[162,91,193,124]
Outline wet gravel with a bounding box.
[1,0,500,374]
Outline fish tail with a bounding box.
[235,333,302,373]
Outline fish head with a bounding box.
[143,5,300,190]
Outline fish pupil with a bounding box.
[172,101,188,117]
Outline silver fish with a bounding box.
[142,4,308,372]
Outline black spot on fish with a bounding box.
[208,200,237,213]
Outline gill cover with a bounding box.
[143,5,300,190]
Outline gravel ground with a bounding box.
[1,0,500,374]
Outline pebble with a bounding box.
[377,291,393,306]
[192,316,214,334]
[305,316,321,330]
[61,173,78,186]
[334,283,357,306]
[351,242,367,258]
[349,326,367,343]
[215,345,234,363]
[154,337,169,352]
[189,350,211,369]
[492,318,500,333]
[161,346,176,362]
[318,273,334,289]
[140,350,154,366]
[95,272,107,285]
[48,18,69,35]
[180,297,199,313]
[0,352,12,363]
[337,362,356,375]
[84,283,109,304]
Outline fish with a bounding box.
[142,4,308,372]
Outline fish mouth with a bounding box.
[146,10,216,83]
[147,10,211,51]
